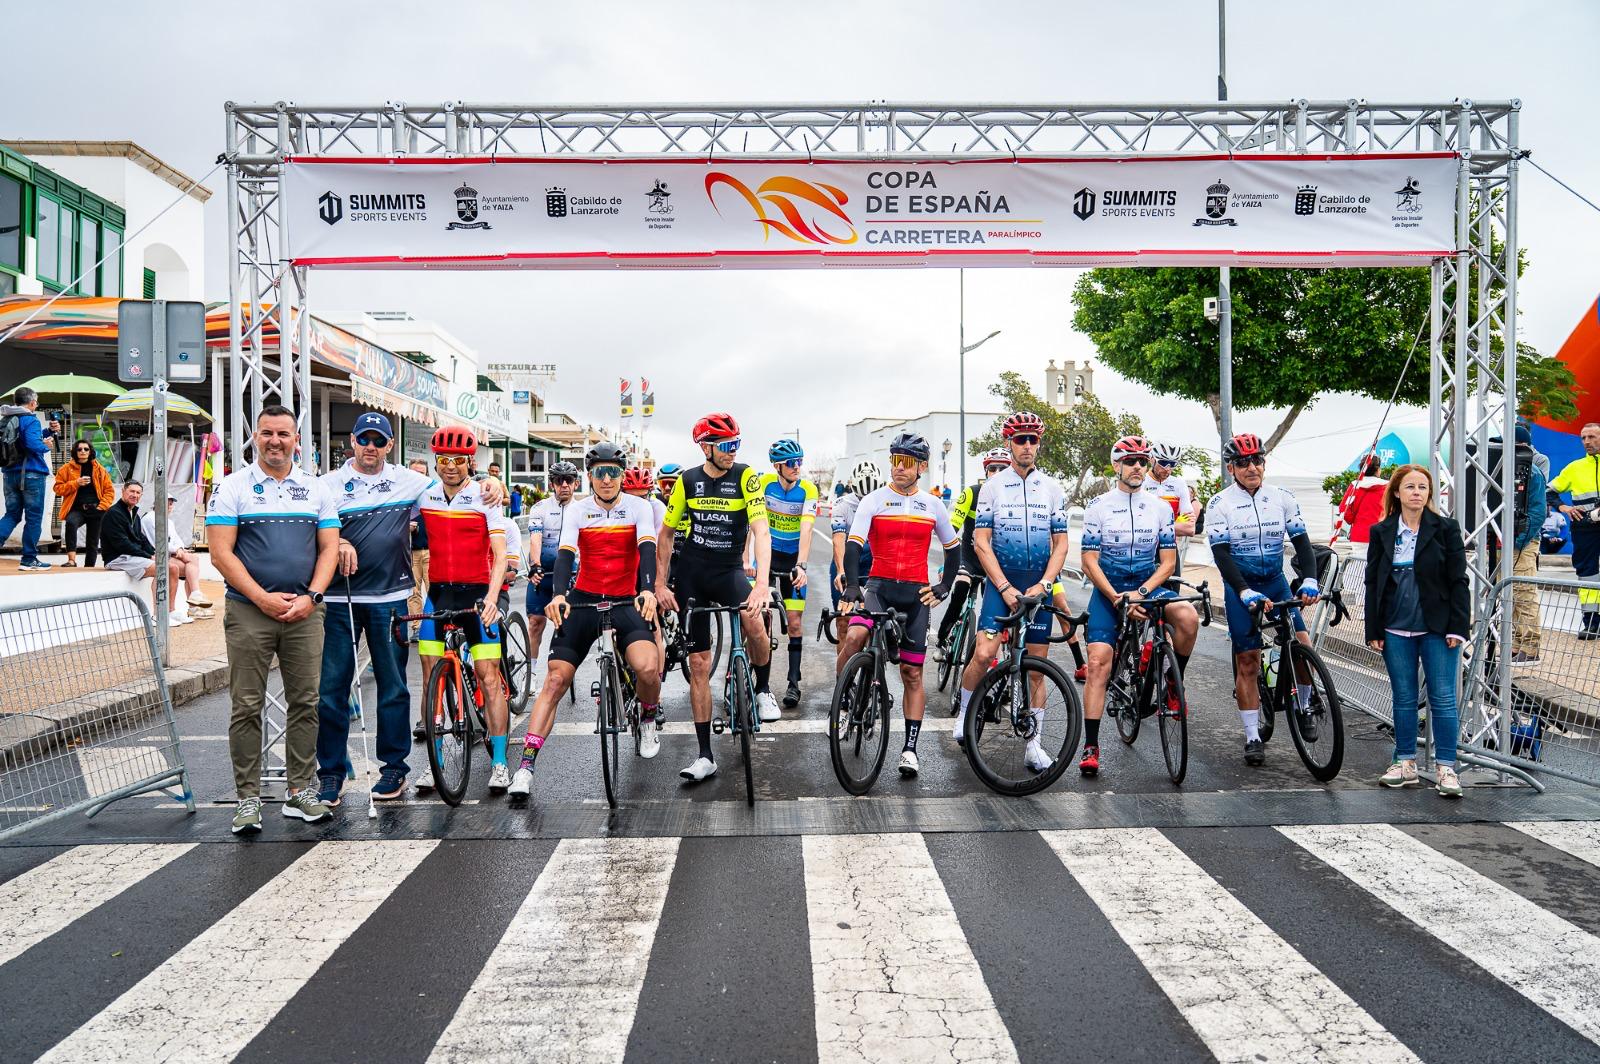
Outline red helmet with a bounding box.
[1223,433,1266,463]
[622,466,654,493]
[1110,435,1152,464]
[1002,411,1045,439]
[692,412,740,444]
[430,425,477,456]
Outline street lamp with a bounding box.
[941,438,952,491]
[958,268,1002,492]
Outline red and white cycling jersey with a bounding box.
[558,493,657,597]
[419,480,507,585]
[846,485,958,584]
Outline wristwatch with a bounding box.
[309,590,325,605]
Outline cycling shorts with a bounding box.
[829,560,842,609]
[848,577,930,665]
[1086,571,1173,646]
[418,582,500,661]
[677,563,752,655]
[772,549,806,611]
[548,591,654,666]
[526,572,556,615]
[1223,570,1305,652]
[977,581,1054,646]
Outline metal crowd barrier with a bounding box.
[0,590,195,840]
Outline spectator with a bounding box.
[100,481,191,625]
[53,440,113,567]
[141,495,214,619]
[1331,453,1388,544]
[0,386,62,570]
[315,413,435,805]
[1547,421,1600,640]
[206,405,341,835]
[1365,464,1470,799]
[1507,423,1548,664]
[1540,509,1569,555]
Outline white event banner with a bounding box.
[285,154,1457,271]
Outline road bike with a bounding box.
[563,600,646,808]
[689,602,761,806]
[827,605,906,795]
[394,605,497,806]
[935,576,979,708]
[1253,597,1345,782]
[499,610,533,715]
[1103,582,1213,785]
[662,590,724,684]
[960,595,1086,796]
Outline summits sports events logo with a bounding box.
[317,189,427,225]
[1073,186,1177,221]
[705,172,858,246]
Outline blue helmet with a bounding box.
[658,462,683,477]
[769,438,804,464]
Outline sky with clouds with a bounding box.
[4,0,1596,474]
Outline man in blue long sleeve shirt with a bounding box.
[1510,422,1548,663]
[0,386,62,569]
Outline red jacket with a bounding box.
[1333,476,1388,543]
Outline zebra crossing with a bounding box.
[2,820,1599,1063]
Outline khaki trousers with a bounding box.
[407,549,430,617]
[1511,542,1541,654]
[224,597,325,797]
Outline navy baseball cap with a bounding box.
[353,412,393,441]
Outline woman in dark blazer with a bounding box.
[1364,463,1471,797]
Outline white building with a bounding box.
[842,409,1005,493]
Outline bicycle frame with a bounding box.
[986,596,1082,730]
[1108,584,1212,716]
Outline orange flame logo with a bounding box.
[705,172,858,246]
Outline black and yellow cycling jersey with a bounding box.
[664,462,768,564]
[949,485,978,530]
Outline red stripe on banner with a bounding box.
[287,151,1459,166]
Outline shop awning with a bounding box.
[353,376,446,428]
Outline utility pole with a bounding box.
[1217,0,1233,454]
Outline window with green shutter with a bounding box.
[142,268,156,299]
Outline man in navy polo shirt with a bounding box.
[207,405,342,835]
[315,412,437,806]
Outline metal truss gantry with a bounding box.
[224,98,1523,777]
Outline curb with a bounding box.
[0,656,228,770]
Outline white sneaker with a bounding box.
[638,722,661,759]
[508,766,534,799]
[1024,740,1054,774]
[898,749,920,777]
[679,756,718,781]
[757,692,781,722]
[187,590,213,608]
[952,716,966,745]
[488,762,511,793]
[168,612,192,626]
[414,768,435,792]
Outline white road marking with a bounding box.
[0,844,194,966]
[804,832,1018,1064]
[1506,820,1600,869]
[38,840,435,1064]
[428,836,679,1064]
[1044,827,1418,1064]
[1282,823,1600,1046]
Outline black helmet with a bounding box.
[586,441,629,468]
[888,432,930,462]
[549,460,579,479]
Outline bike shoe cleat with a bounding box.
[680,756,718,782]
[508,766,534,800]
[783,682,801,708]
[1244,738,1266,766]
[898,749,920,777]
[638,723,661,759]
[488,762,511,793]
[1078,744,1101,777]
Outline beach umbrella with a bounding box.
[101,389,211,425]
[5,373,126,402]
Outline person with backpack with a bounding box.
[1507,423,1548,663]
[0,386,63,570]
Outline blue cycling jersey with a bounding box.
[1080,487,1176,585]
[527,496,567,571]
[973,467,1068,580]
[759,472,818,554]
[1204,482,1308,581]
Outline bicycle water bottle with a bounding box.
[1139,640,1153,674]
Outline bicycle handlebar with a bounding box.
[394,603,485,624]
[993,594,1088,643]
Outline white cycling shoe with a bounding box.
[1024,740,1054,774]
[508,766,534,799]
[757,692,782,722]
[679,756,718,782]
[488,762,511,793]
[638,724,661,759]
[898,749,920,777]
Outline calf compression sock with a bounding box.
[695,720,714,761]
[788,638,804,683]
[1240,709,1261,742]
[1084,718,1101,747]
[491,735,508,766]
[518,733,544,771]
[903,718,922,752]
[754,661,772,694]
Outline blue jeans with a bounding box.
[0,469,47,564]
[1381,632,1461,766]
[316,599,411,778]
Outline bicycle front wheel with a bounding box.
[1110,641,1141,746]
[1256,648,1277,743]
[1154,644,1189,785]
[597,656,621,808]
[731,654,756,806]
[829,652,889,795]
[425,657,472,806]
[1284,642,1345,782]
[502,612,533,714]
[963,656,1081,797]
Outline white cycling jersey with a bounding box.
[1081,487,1176,585]
[1142,473,1193,522]
[1204,481,1308,580]
[973,466,1068,580]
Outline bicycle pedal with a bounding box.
[589,681,601,700]
[712,718,726,734]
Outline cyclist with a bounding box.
[1204,432,1321,767]
[933,446,1008,661]
[840,433,961,779]
[758,439,819,708]
[415,425,513,794]
[525,461,579,670]
[1145,440,1199,575]
[1079,435,1198,777]
[831,460,883,671]
[624,465,672,670]
[952,414,1072,769]
[510,442,663,799]
[656,412,774,781]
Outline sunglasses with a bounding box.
[983,464,1009,474]
[1120,456,1151,468]
[888,455,920,470]
[435,455,470,467]
[1155,459,1177,468]
[778,458,803,469]
[356,433,388,447]
[551,475,578,486]
[1233,455,1266,468]
[1010,434,1040,446]
[591,465,624,480]
[712,439,741,454]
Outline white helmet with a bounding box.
[982,447,1011,471]
[1150,440,1183,466]
[850,460,885,497]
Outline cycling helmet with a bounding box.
[430,425,477,455]
[850,460,885,497]
[1222,433,1266,463]
[548,460,579,479]
[691,412,740,444]
[768,438,804,464]
[888,432,930,462]
[982,446,1012,471]
[1149,440,1183,466]
[1002,411,1045,439]
[658,462,683,478]
[622,466,654,493]
[586,440,629,468]
[1110,435,1152,464]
